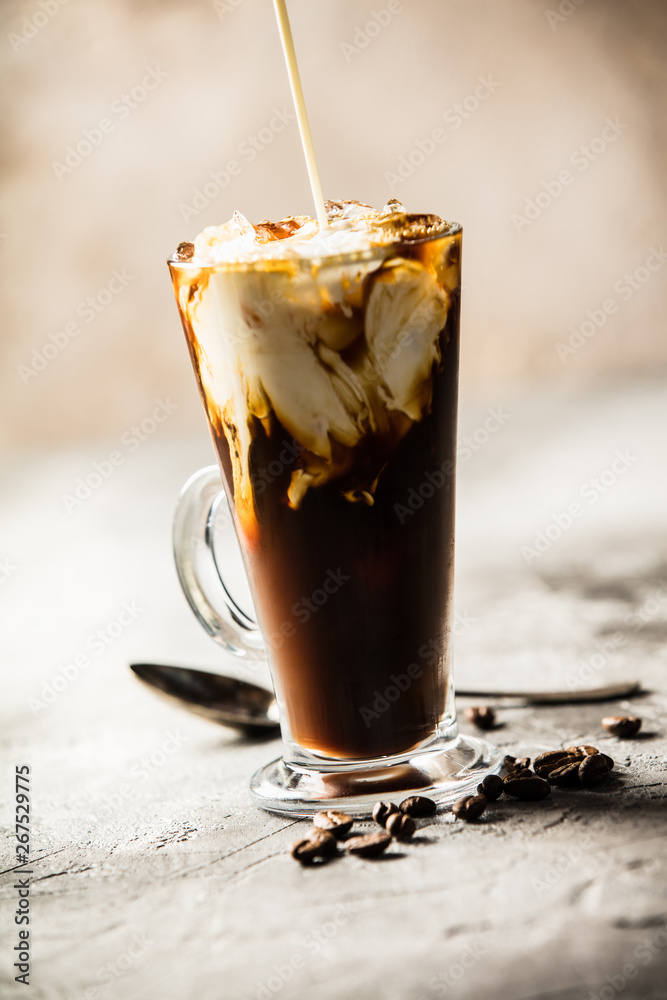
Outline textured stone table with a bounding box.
[1,379,666,1000]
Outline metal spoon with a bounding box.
[130,663,280,734]
[130,662,641,731]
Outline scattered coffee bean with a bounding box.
[291,830,338,864]
[345,832,392,858]
[313,810,353,838]
[565,745,597,756]
[503,755,517,770]
[503,776,551,800]
[372,801,399,827]
[504,757,531,777]
[578,753,612,787]
[602,716,642,738]
[534,751,581,778]
[477,774,505,801]
[399,795,437,817]
[504,768,532,783]
[465,705,496,730]
[548,762,582,788]
[386,812,416,839]
[452,794,487,821]
[535,750,574,767]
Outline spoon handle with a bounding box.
[456,680,641,704]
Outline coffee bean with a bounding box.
[548,762,582,788]
[565,745,598,756]
[399,795,437,817]
[534,751,581,778]
[477,774,504,801]
[372,801,399,827]
[504,768,533,782]
[599,753,614,771]
[291,830,338,864]
[601,716,642,738]
[505,757,531,777]
[503,755,517,770]
[313,810,353,838]
[452,794,487,821]
[386,812,416,839]
[504,776,551,800]
[465,705,496,730]
[345,832,392,858]
[578,753,612,787]
[535,750,573,767]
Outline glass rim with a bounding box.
[167,220,461,273]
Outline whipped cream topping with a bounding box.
[187,200,449,265]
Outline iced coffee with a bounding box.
[169,199,462,761]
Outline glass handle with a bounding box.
[172,466,267,661]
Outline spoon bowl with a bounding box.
[130,663,280,734]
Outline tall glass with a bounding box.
[168,218,500,815]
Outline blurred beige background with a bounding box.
[0,0,665,454]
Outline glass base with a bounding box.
[249,734,502,817]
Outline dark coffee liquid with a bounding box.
[210,296,459,760]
